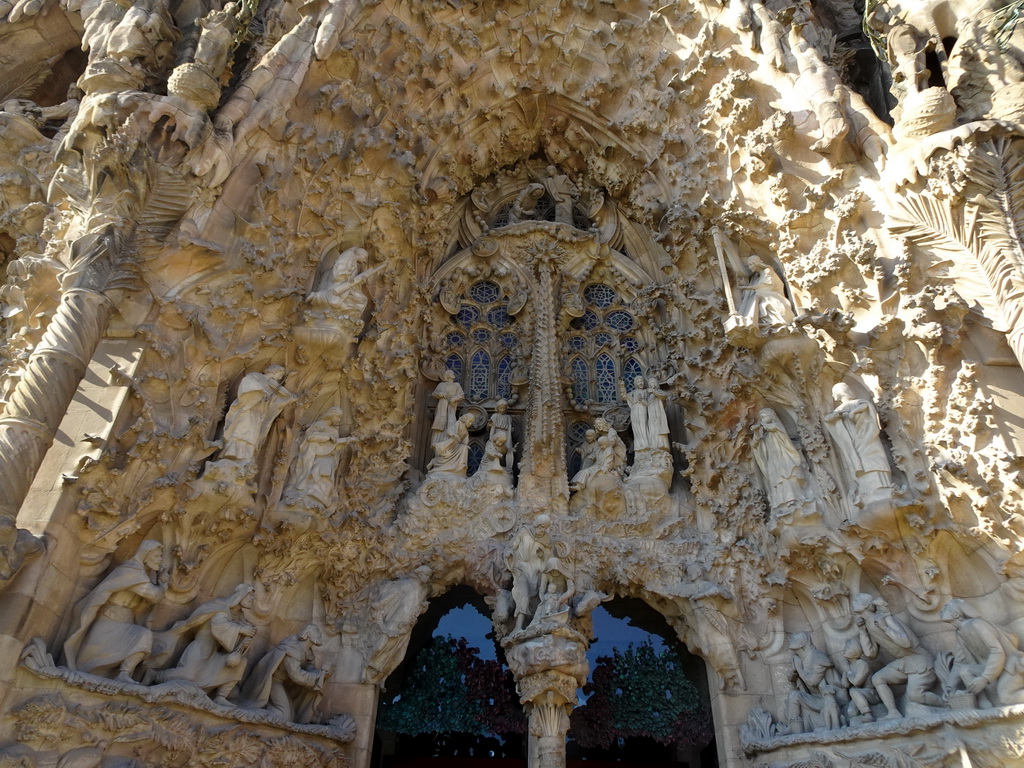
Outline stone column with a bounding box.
[504,627,588,768]
[0,227,131,580]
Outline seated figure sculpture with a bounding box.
[852,593,943,718]
[63,540,166,682]
[144,583,257,704]
[940,598,1024,708]
[239,624,327,723]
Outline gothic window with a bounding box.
[468,441,485,475]
[564,283,644,407]
[440,280,521,404]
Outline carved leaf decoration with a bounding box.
[886,188,1004,330]
[964,137,1024,333]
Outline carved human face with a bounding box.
[646,377,658,389]
[496,400,508,413]
[143,545,163,570]
[584,430,596,443]
[633,376,645,389]
[443,369,456,382]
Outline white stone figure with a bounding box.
[63,540,166,682]
[508,516,555,632]
[365,567,432,683]
[571,429,598,485]
[283,408,354,509]
[785,632,836,734]
[623,376,652,451]
[429,369,465,444]
[751,407,809,520]
[529,582,572,630]
[219,365,297,464]
[570,417,626,494]
[939,598,1024,708]
[839,638,878,725]
[824,383,893,503]
[738,256,795,333]
[852,593,943,718]
[473,433,513,492]
[645,376,670,452]
[307,246,370,336]
[239,624,326,723]
[145,583,256,704]
[427,412,474,477]
[488,399,513,454]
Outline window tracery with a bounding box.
[439,279,522,405]
[564,283,645,409]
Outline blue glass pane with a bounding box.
[497,355,513,399]
[623,358,643,391]
[568,336,586,352]
[605,310,635,331]
[622,336,639,353]
[500,333,518,348]
[469,349,490,401]
[487,305,510,328]
[571,309,599,331]
[596,353,616,403]
[445,355,463,382]
[595,332,613,348]
[472,327,492,344]
[446,331,465,347]
[470,280,500,304]
[456,305,480,328]
[571,358,589,402]
[468,442,484,475]
[584,283,616,308]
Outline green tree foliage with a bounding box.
[377,635,526,737]
[570,641,714,750]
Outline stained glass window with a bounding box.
[441,279,521,403]
[470,281,501,303]
[623,358,643,390]
[571,358,589,402]
[571,309,599,331]
[562,284,647,408]
[456,305,480,328]
[445,354,463,381]
[470,349,491,401]
[584,283,617,308]
[468,442,484,475]
[605,310,635,332]
[596,354,616,403]
[497,355,513,399]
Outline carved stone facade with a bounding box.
[2,0,1024,766]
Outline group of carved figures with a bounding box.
[58,541,327,724]
[781,594,1024,735]
[752,383,894,525]
[427,370,514,485]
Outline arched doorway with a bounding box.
[373,586,527,767]
[566,598,717,768]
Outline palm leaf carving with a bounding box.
[886,186,1002,327]
[886,137,1024,341]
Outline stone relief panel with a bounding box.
[1,0,1024,766]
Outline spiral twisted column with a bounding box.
[0,229,128,582]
